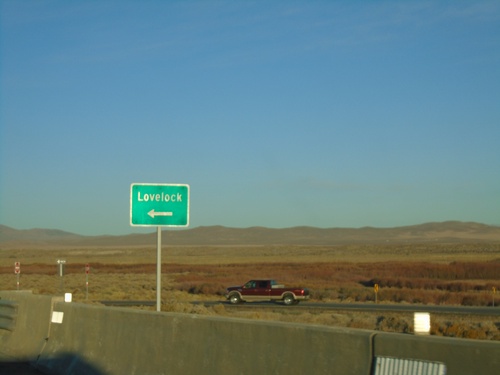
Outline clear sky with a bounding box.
[1,1,499,236]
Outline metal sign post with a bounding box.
[57,260,66,294]
[130,183,190,312]
[157,228,161,311]
[85,263,90,300]
[14,262,20,290]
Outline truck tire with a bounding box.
[228,292,241,304]
[283,293,295,306]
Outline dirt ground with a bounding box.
[1,242,500,340]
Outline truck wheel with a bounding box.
[283,294,295,306]
[229,293,241,304]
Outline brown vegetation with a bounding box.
[1,242,500,341]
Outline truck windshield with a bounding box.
[244,281,256,288]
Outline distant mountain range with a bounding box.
[1,222,499,248]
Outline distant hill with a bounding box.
[1,222,499,248]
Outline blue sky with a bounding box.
[1,1,499,236]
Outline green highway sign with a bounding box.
[130,183,190,227]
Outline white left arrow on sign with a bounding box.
[148,209,173,218]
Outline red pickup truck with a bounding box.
[225,279,310,306]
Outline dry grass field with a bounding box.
[2,240,500,341]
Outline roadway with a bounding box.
[100,300,500,316]
[211,301,500,316]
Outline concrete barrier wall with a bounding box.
[37,301,373,375]
[0,291,59,361]
[1,291,500,375]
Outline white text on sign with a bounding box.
[137,192,183,203]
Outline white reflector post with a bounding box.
[414,312,431,335]
[64,293,72,303]
[51,311,64,324]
